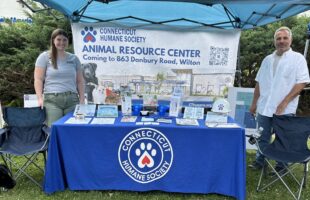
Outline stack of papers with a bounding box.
[157,118,173,124]
[176,118,199,126]
[205,112,227,123]
[141,117,155,122]
[91,118,115,124]
[136,122,159,126]
[65,117,92,124]
[121,116,137,122]
[205,122,240,128]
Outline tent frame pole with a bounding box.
[303,23,310,92]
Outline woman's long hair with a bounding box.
[49,28,68,69]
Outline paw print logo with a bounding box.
[118,128,173,183]
[218,104,224,111]
[136,142,157,168]
[81,27,97,43]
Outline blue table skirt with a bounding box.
[44,113,246,200]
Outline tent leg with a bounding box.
[236,39,242,87]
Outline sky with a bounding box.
[0,0,32,19]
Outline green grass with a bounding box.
[1,151,310,200]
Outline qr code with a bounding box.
[209,46,229,66]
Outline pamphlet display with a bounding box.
[121,96,132,115]
[169,87,183,117]
[120,86,132,116]
[169,96,182,117]
[96,105,118,118]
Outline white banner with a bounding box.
[72,23,241,103]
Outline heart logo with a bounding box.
[142,156,150,165]
[137,143,156,168]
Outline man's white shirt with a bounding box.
[255,48,310,117]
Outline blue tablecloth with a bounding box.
[44,113,246,200]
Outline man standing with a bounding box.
[249,26,310,171]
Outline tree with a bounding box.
[0,9,309,113]
[238,16,310,114]
[0,9,71,105]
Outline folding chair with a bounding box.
[0,107,50,188]
[252,115,310,200]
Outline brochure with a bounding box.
[141,117,154,122]
[135,122,159,126]
[205,111,228,123]
[183,106,204,119]
[73,104,96,117]
[91,117,115,124]
[157,118,173,124]
[65,117,92,124]
[96,105,118,118]
[176,118,199,126]
[121,116,137,122]
[205,122,240,128]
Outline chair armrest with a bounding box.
[42,125,51,137]
[40,125,51,151]
[0,128,8,136]
[0,128,9,146]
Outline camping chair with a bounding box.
[250,115,310,200]
[0,107,50,188]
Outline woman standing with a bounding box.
[34,28,84,126]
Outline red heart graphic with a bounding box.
[142,156,150,165]
[86,35,93,41]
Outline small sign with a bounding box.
[183,106,204,119]
[73,104,96,117]
[24,94,39,108]
[96,105,118,118]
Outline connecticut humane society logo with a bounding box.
[118,128,173,183]
[81,26,97,43]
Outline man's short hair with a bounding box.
[274,26,292,40]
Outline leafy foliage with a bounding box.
[238,16,310,87]
[0,10,71,105]
[0,9,309,113]
[238,16,310,114]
